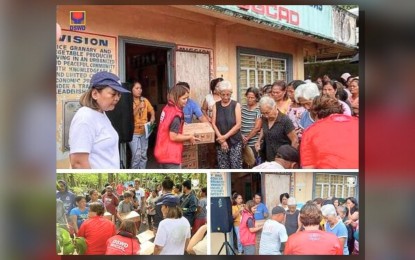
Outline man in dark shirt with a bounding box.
[180,180,198,228]
[153,177,174,235]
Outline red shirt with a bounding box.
[284,230,343,255]
[102,193,119,215]
[300,114,358,169]
[106,234,140,255]
[116,184,125,196]
[78,216,116,255]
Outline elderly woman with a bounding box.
[285,197,302,236]
[212,80,243,169]
[254,96,298,162]
[286,80,306,139]
[284,203,342,255]
[241,87,262,168]
[322,204,349,255]
[300,95,358,169]
[293,82,320,130]
[69,71,130,169]
[78,202,117,255]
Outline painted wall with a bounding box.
[293,172,314,204]
[56,5,308,167]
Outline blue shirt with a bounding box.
[56,191,76,215]
[325,220,349,255]
[299,110,314,130]
[183,99,203,123]
[69,207,89,229]
[254,203,268,220]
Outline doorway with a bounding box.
[119,38,175,169]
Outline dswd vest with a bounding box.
[154,101,184,164]
[240,210,256,246]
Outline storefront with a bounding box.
[56,5,358,168]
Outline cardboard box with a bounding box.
[182,159,198,169]
[182,145,198,162]
[183,122,215,145]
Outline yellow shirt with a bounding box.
[133,97,154,135]
[278,99,292,115]
[232,205,243,226]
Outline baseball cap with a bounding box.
[272,206,286,215]
[90,71,130,93]
[340,73,351,82]
[156,194,179,207]
[276,145,299,163]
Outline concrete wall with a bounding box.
[56,5,307,166]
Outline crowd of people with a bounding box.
[56,178,207,255]
[230,192,359,255]
[68,71,359,170]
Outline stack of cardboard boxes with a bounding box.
[182,122,215,169]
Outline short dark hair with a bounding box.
[182,180,192,190]
[176,81,190,90]
[279,193,290,203]
[123,191,133,198]
[287,80,305,90]
[201,187,207,195]
[245,87,260,101]
[162,178,174,191]
[210,77,224,93]
[254,193,262,199]
[174,184,182,192]
[75,195,85,204]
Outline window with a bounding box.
[314,173,357,199]
[239,54,288,104]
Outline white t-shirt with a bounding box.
[154,217,191,255]
[253,161,285,169]
[259,219,288,255]
[134,187,145,207]
[69,107,120,169]
[193,235,207,255]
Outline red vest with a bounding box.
[105,234,140,255]
[154,101,184,164]
[240,209,256,246]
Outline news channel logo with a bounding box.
[69,11,86,31]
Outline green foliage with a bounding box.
[57,225,87,255]
[74,237,87,255]
[57,173,207,190]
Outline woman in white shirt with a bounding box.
[153,194,191,255]
[69,71,129,169]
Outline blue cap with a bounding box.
[156,194,179,207]
[90,71,130,93]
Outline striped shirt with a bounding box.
[241,104,261,146]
